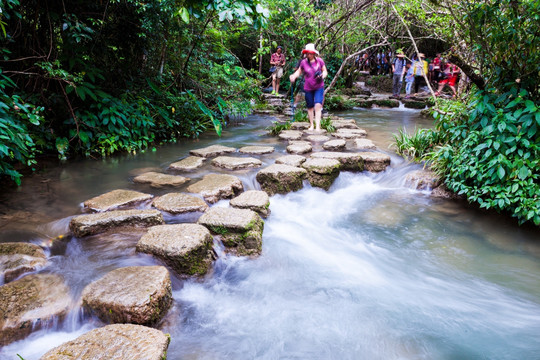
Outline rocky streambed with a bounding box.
[0,111,455,358]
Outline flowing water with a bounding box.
[1,108,539,360]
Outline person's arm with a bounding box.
[281,54,286,66]
[270,54,276,65]
[290,67,302,83]
[321,65,328,79]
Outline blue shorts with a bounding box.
[304,87,324,108]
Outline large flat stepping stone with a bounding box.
[275,155,306,167]
[187,174,243,203]
[0,274,70,346]
[238,146,275,155]
[323,139,346,151]
[358,152,391,172]
[404,169,441,190]
[355,138,376,149]
[230,190,270,218]
[331,119,359,129]
[84,189,153,212]
[306,134,330,142]
[287,141,312,154]
[311,152,364,171]
[41,324,170,360]
[290,122,310,130]
[190,144,236,158]
[211,156,262,170]
[255,164,308,195]
[82,266,172,325]
[137,224,213,276]
[169,156,205,171]
[302,158,341,190]
[278,130,303,140]
[70,209,164,237]
[152,193,208,214]
[303,129,327,136]
[332,128,367,139]
[0,242,47,283]
[198,207,264,256]
[133,172,190,188]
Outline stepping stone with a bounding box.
[187,174,243,203]
[137,224,214,276]
[303,129,327,136]
[310,152,364,171]
[358,152,391,172]
[41,324,170,360]
[230,190,271,218]
[169,156,205,171]
[404,169,441,190]
[0,274,70,346]
[152,193,208,214]
[287,141,312,154]
[339,128,367,136]
[278,130,303,140]
[238,146,275,155]
[275,155,306,167]
[255,164,308,195]
[323,139,346,151]
[290,122,310,130]
[133,172,190,188]
[331,119,359,129]
[198,207,264,256]
[82,266,172,325]
[70,209,164,237]
[83,189,153,212]
[332,129,367,140]
[0,242,47,283]
[302,158,341,190]
[355,138,376,150]
[306,134,330,142]
[190,144,236,158]
[211,156,262,170]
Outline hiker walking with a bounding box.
[270,46,286,95]
[391,51,407,98]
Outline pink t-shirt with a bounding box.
[300,57,325,91]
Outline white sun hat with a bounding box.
[302,43,319,56]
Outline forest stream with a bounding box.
[1,107,539,360]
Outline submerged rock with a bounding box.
[187,173,243,203]
[404,169,441,190]
[323,139,346,151]
[238,145,275,155]
[306,134,330,142]
[302,158,341,190]
[354,138,376,150]
[82,266,172,325]
[169,156,206,171]
[278,130,303,140]
[69,209,164,237]
[255,164,308,195]
[137,224,214,276]
[133,172,190,188]
[431,184,461,199]
[198,207,264,256]
[41,324,170,360]
[83,189,153,212]
[286,141,312,155]
[230,190,271,218]
[189,144,237,158]
[275,155,306,167]
[0,242,47,283]
[358,152,391,172]
[0,274,71,346]
[152,193,208,214]
[310,152,364,171]
[211,156,262,170]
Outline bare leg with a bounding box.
[307,107,314,130]
[276,78,280,94]
[272,75,276,94]
[314,103,322,130]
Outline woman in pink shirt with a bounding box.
[289,43,328,131]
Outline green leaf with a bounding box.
[497,166,505,179]
[518,166,529,180]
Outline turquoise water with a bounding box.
[1,109,539,359]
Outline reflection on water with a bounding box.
[1,110,540,359]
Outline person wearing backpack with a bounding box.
[391,51,407,98]
[289,43,328,131]
[270,46,286,95]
